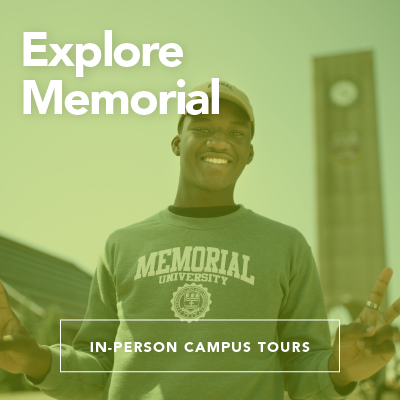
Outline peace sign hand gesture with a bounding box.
[329,268,400,387]
[0,279,51,381]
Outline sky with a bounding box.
[1,0,399,305]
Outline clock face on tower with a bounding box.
[329,79,359,107]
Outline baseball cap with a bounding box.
[178,80,255,136]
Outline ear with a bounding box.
[246,144,254,165]
[171,135,181,156]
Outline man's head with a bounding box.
[171,97,254,196]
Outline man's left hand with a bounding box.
[329,268,400,387]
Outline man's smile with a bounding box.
[200,153,233,170]
[203,158,228,164]
[200,158,231,170]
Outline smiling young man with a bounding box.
[171,86,254,209]
[0,81,399,400]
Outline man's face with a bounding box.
[172,99,254,193]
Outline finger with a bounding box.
[365,340,396,358]
[338,323,375,342]
[0,279,11,310]
[368,268,393,306]
[383,297,400,324]
[358,325,394,349]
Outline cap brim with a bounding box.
[178,91,255,136]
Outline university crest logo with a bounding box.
[170,283,212,323]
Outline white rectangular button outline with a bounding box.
[60,319,340,373]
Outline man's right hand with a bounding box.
[0,279,51,381]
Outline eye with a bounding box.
[230,131,243,136]
[194,128,210,133]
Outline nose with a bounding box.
[207,131,231,151]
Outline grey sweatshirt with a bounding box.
[28,205,354,399]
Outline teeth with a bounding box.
[204,158,228,164]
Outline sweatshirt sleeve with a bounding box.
[26,242,119,400]
[277,248,356,399]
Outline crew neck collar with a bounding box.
[168,204,240,218]
[158,204,251,230]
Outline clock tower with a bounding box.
[313,51,386,318]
